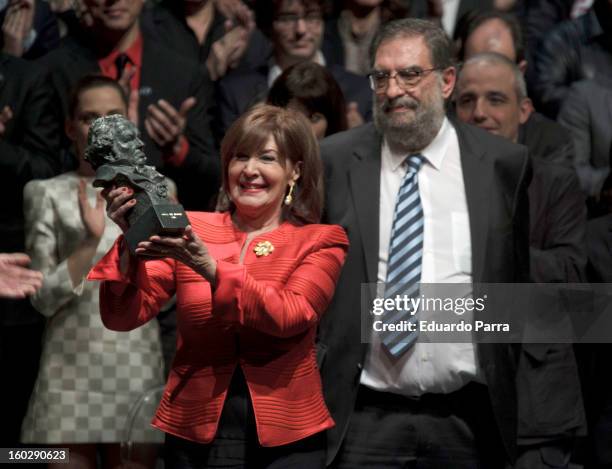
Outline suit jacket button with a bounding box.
[357,363,363,371]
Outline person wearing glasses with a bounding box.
[317,18,538,468]
[215,0,371,136]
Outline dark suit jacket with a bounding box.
[216,62,372,136]
[516,158,587,453]
[0,53,62,325]
[528,159,587,283]
[38,30,219,210]
[558,79,612,197]
[318,120,531,465]
[519,112,574,166]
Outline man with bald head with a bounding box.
[455,10,574,166]
[455,52,586,467]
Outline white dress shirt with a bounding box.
[361,117,484,396]
[441,0,461,37]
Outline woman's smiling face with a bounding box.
[228,135,300,222]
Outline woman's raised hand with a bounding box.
[101,185,136,233]
[78,179,105,240]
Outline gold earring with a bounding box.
[284,182,295,206]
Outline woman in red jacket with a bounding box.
[88,104,348,468]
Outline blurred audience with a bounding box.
[558,79,612,203]
[141,0,272,81]
[1,0,59,58]
[322,0,409,75]
[267,61,348,139]
[0,51,62,446]
[584,153,612,467]
[216,0,371,136]
[531,0,612,118]
[20,75,164,469]
[455,9,574,166]
[39,0,220,210]
[410,0,493,37]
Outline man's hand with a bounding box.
[2,0,35,57]
[0,105,13,138]
[0,253,43,299]
[144,97,197,156]
[213,0,253,27]
[206,21,251,81]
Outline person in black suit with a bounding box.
[455,51,586,467]
[140,0,272,81]
[319,18,532,468]
[39,0,219,210]
[216,0,371,136]
[0,52,62,446]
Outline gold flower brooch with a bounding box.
[254,241,274,257]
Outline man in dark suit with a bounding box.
[455,51,586,467]
[319,18,532,468]
[39,0,219,210]
[216,0,371,136]
[558,80,612,200]
[0,52,62,445]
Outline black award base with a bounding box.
[124,203,189,254]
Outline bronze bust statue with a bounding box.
[85,115,188,252]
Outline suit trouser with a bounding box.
[331,382,507,469]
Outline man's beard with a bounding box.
[373,91,445,154]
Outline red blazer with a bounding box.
[88,212,348,447]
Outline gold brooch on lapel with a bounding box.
[254,241,274,257]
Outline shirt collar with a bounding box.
[267,51,326,87]
[383,116,452,172]
[98,31,143,72]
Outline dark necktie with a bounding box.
[114,53,131,81]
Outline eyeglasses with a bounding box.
[368,68,441,91]
[274,11,323,27]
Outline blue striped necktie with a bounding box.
[382,154,425,357]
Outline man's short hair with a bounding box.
[369,18,454,71]
[460,52,528,100]
[254,0,326,38]
[454,10,525,64]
